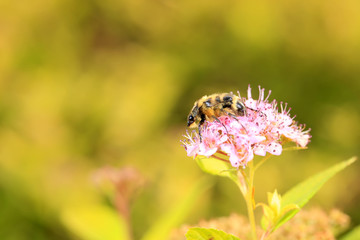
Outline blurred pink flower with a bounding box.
[181,85,311,168]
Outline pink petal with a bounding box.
[218,135,229,144]
[186,144,199,158]
[296,135,310,147]
[229,153,241,168]
[254,144,266,156]
[199,146,218,157]
[266,143,282,155]
[249,135,266,144]
[244,149,254,164]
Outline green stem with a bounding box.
[254,154,271,172]
[239,167,250,186]
[246,160,257,240]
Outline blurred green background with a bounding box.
[0,0,360,239]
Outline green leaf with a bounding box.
[340,225,360,240]
[273,157,356,231]
[186,227,240,240]
[195,157,238,184]
[258,203,273,230]
[61,204,130,240]
[141,179,213,240]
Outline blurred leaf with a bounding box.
[61,204,130,240]
[185,227,240,240]
[340,225,360,240]
[141,179,213,240]
[196,157,238,184]
[273,157,357,231]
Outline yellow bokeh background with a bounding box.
[0,0,359,239]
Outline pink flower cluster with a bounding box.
[182,86,311,168]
